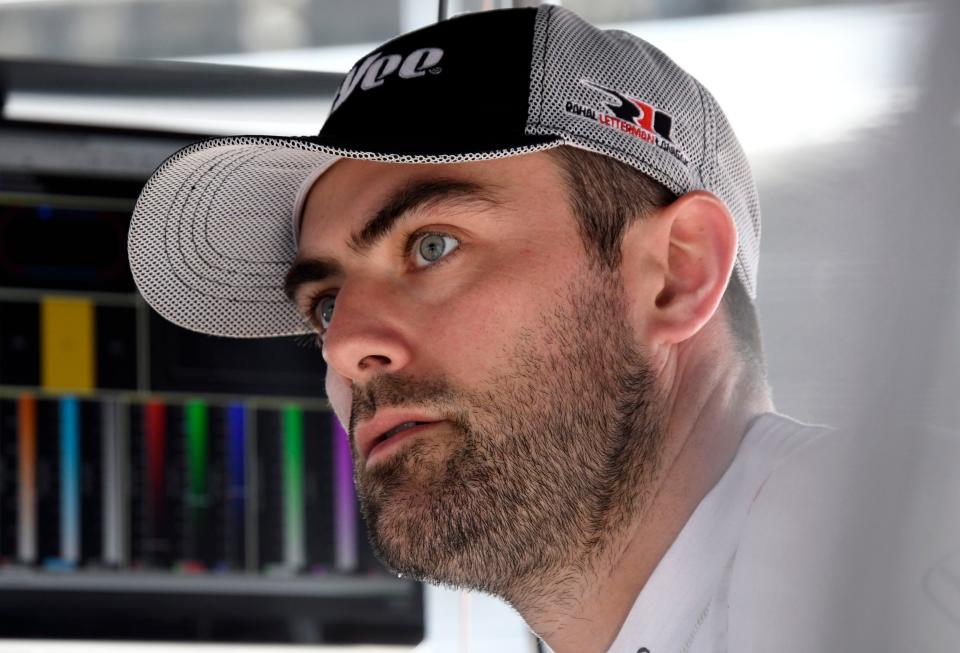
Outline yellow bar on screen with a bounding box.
[41,296,95,392]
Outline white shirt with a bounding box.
[604,412,829,653]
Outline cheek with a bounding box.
[325,365,352,429]
[416,272,551,382]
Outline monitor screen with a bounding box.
[0,122,423,645]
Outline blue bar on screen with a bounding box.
[60,396,80,564]
[227,403,246,553]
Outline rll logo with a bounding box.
[580,79,672,142]
[331,47,444,113]
[566,79,687,164]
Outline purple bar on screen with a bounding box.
[332,416,358,572]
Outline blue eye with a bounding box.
[413,233,459,267]
[315,295,336,329]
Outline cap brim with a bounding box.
[128,132,559,338]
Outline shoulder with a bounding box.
[726,420,960,653]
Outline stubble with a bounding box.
[349,270,665,606]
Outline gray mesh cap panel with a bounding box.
[128,135,558,337]
[129,137,334,338]
[700,83,762,298]
[527,5,761,298]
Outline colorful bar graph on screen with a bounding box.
[281,405,305,570]
[144,401,166,540]
[0,400,16,559]
[59,396,80,565]
[185,400,208,509]
[227,402,246,567]
[101,399,126,566]
[0,397,375,577]
[17,394,37,563]
[185,400,208,564]
[40,297,94,392]
[332,416,358,573]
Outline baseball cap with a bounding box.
[128,5,760,338]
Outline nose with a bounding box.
[321,282,414,384]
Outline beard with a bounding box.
[348,269,665,605]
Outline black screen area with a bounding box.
[0,202,135,292]
[148,310,327,397]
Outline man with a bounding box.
[128,6,829,652]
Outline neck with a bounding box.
[517,341,773,653]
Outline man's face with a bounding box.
[291,152,664,597]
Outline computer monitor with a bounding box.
[0,119,423,645]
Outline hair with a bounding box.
[547,145,766,375]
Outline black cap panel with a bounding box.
[320,8,541,155]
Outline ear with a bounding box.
[638,191,737,347]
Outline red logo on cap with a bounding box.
[566,79,687,165]
[579,80,672,141]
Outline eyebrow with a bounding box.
[283,178,500,301]
[283,257,343,301]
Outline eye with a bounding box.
[412,232,459,268]
[313,295,336,330]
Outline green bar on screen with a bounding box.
[186,400,208,506]
[282,404,305,569]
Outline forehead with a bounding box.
[298,151,567,247]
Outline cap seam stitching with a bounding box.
[163,148,240,293]
[178,147,288,281]
[545,127,687,196]
[695,79,713,189]
[195,146,295,273]
[536,4,554,130]
[165,149,288,307]
[195,145,299,268]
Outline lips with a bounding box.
[375,420,429,446]
[357,412,441,461]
